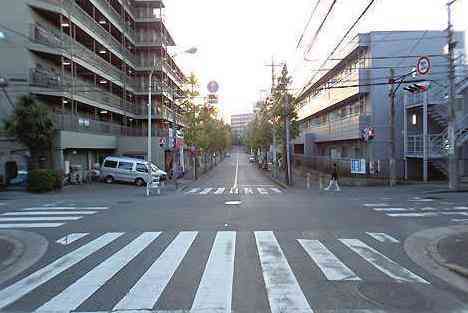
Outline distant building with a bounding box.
[294,30,466,180]
[231,113,254,144]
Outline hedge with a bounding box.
[27,169,62,193]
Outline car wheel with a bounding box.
[105,175,114,184]
[135,178,145,187]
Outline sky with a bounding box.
[165,0,468,123]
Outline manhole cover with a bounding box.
[357,282,430,310]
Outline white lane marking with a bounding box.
[37,233,160,312]
[191,231,236,313]
[240,184,275,187]
[419,207,437,211]
[187,188,201,194]
[244,187,253,194]
[114,232,197,310]
[0,233,123,309]
[0,223,64,229]
[373,208,412,212]
[366,232,400,243]
[214,187,226,194]
[199,188,213,195]
[409,198,434,202]
[386,212,439,217]
[233,154,239,189]
[298,239,360,281]
[440,212,468,216]
[270,187,282,193]
[24,207,109,210]
[3,211,97,215]
[229,187,238,194]
[56,233,89,245]
[453,206,468,210]
[255,231,314,313]
[452,219,468,223]
[339,239,429,284]
[0,216,82,222]
[257,188,268,195]
[363,203,389,207]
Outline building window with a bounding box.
[412,114,417,125]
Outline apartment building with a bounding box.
[294,30,465,179]
[231,113,254,144]
[0,0,186,173]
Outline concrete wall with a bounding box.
[56,131,117,150]
[116,136,165,168]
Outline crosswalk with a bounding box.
[186,186,283,195]
[0,206,108,229]
[368,204,468,223]
[0,231,430,313]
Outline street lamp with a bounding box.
[146,47,197,196]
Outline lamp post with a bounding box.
[146,56,158,196]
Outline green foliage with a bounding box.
[27,169,59,193]
[3,95,55,169]
[181,73,231,154]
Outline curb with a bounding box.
[255,167,288,189]
[0,230,48,286]
[427,230,468,279]
[404,225,468,293]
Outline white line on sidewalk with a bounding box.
[298,239,360,281]
[372,208,411,212]
[340,238,429,284]
[186,188,201,194]
[270,187,282,193]
[244,187,253,194]
[3,211,97,216]
[255,231,314,313]
[199,188,213,195]
[36,233,160,312]
[0,223,64,228]
[0,216,82,222]
[0,233,123,309]
[363,203,389,207]
[114,232,197,310]
[257,187,268,195]
[56,233,89,245]
[386,212,439,217]
[366,232,400,243]
[191,231,236,313]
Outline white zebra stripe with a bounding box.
[298,239,360,281]
[114,232,197,310]
[214,187,226,194]
[244,187,254,194]
[270,187,283,193]
[3,211,97,216]
[0,233,123,309]
[191,231,236,313]
[0,223,65,229]
[339,239,429,284]
[56,233,89,245]
[366,232,400,243]
[255,231,314,313]
[186,188,201,194]
[0,216,82,222]
[23,207,109,211]
[257,188,268,195]
[199,188,213,195]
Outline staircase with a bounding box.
[428,104,448,128]
[429,113,468,176]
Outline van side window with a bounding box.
[103,160,118,168]
[118,161,133,171]
[136,163,148,173]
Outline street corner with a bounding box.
[0,230,48,285]
[404,225,468,294]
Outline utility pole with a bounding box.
[265,57,280,178]
[388,68,396,186]
[447,0,459,190]
[284,93,292,185]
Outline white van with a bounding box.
[100,156,167,186]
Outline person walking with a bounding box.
[324,163,341,191]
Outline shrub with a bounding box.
[27,169,57,193]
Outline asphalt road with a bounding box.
[1,147,468,313]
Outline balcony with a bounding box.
[29,68,137,115]
[53,113,169,137]
[31,0,137,66]
[91,0,137,41]
[30,23,134,90]
[406,84,446,108]
[304,114,369,143]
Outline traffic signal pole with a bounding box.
[447,1,459,190]
[389,68,396,187]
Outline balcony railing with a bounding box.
[30,23,131,87]
[406,84,447,107]
[33,0,137,66]
[53,113,169,137]
[30,68,138,114]
[92,0,137,40]
[304,114,368,142]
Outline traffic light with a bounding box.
[403,84,428,93]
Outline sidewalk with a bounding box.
[436,230,468,277]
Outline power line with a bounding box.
[304,0,338,56]
[296,0,322,49]
[299,0,378,97]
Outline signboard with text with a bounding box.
[351,159,366,174]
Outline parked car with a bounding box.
[249,156,256,163]
[9,169,28,186]
[100,156,167,186]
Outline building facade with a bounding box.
[0,0,186,174]
[231,113,254,144]
[294,30,466,180]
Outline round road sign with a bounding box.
[416,56,431,76]
[207,80,219,93]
